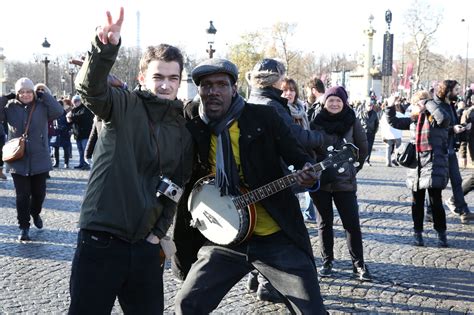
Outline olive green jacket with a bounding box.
[75,36,193,242]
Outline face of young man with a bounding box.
[199,73,237,121]
[139,60,181,100]
[448,84,461,102]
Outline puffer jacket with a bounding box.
[385,102,450,191]
[0,93,63,175]
[311,117,368,192]
[75,35,194,242]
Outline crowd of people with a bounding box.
[1,6,473,314]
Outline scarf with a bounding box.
[311,105,356,136]
[199,95,245,196]
[415,112,432,152]
[288,101,310,130]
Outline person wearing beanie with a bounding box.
[173,57,326,314]
[309,85,372,281]
[246,58,324,302]
[68,8,193,314]
[0,77,63,241]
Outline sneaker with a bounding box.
[247,272,258,293]
[19,228,31,241]
[413,231,424,246]
[64,163,69,169]
[353,265,372,281]
[391,159,399,166]
[32,215,43,229]
[318,262,333,277]
[437,231,448,247]
[256,284,284,303]
[444,199,461,215]
[460,214,470,224]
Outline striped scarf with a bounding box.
[415,113,432,152]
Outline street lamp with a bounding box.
[41,37,51,86]
[462,18,469,93]
[67,61,77,96]
[206,21,217,59]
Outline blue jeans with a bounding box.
[448,153,468,212]
[75,138,88,167]
[175,231,326,314]
[69,229,164,314]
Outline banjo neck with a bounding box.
[232,163,324,210]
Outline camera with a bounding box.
[156,177,183,203]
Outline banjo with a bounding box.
[188,142,359,246]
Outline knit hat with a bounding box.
[191,58,239,86]
[323,86,349,106]
[247,58,286,88]
[15,77,35,94]
[72,95,81,103]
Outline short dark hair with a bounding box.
[139,44,184,79]
[307,76,325,94]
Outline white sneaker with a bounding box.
[444,199,461,215]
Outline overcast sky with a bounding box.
[0,0,472,62]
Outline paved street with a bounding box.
[1,137,473,314]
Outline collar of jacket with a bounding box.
[134,87,184,124]
[250,86,288,106]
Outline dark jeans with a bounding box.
[11,172,48,229]
[53,144,71,165]
[311,190,364,268]
[448,153,468,211]
[175,231,326,314]
[75,138,88,167]
[69,229,164,314]
[412,189,446,232]
[366,132,376,162]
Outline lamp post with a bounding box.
[462,18,469,93]
[60,76,66,96]
[67,61,76,96]
[41,37,51,86]
[206,21,217,59]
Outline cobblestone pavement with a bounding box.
[0,137,473,314]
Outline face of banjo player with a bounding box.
[198,73,238,122]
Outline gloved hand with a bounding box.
[36,91,44,99]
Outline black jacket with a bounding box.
[172,103,316,280]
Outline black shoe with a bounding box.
[353,265,372,281]
[64,163,69,169]
[81,164,90,170]
[53,162,59,168]
[318,262,333,277]
[391,159,399,166]
[256,284,284,303]
[74,165,83,169]
[247,272,258,293]
[32,215,43,229]
[437,231,448,247]
[19,228,31,241]
[414,231,424,246]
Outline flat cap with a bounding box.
[191,58,239,86]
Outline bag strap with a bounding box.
[22,102,36,138]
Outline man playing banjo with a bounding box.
[173,58,327,314]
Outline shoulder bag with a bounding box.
[2,103,36,162]
[396,142,416,168]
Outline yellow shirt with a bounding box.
[209,122,280,236]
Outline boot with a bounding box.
[413,231,424,246]
[437,231,448,247]
[19,228,31,241]
[0,167,6,180]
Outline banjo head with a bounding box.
[189,182,243,245]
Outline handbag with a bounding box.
[396,142,416,168]
[2,102,36,163]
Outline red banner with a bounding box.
[404,62,414,90]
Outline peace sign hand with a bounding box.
[97,7,124,46]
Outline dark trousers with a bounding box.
[175,231,326,315]
[448,153,468,211]
[311,190,364,268]
[412,189,446,232]
[53,145,71,165]
[366,132,376,162]
[11,172,48,229]
[69,229,164,315]
[75,138,88,167]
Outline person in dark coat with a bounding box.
[0,78,63,240]
[310,86,371,281]
[173,58,327,314]
[357,100,379,166]
[386,90,451,247]
[51,99,72,168]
